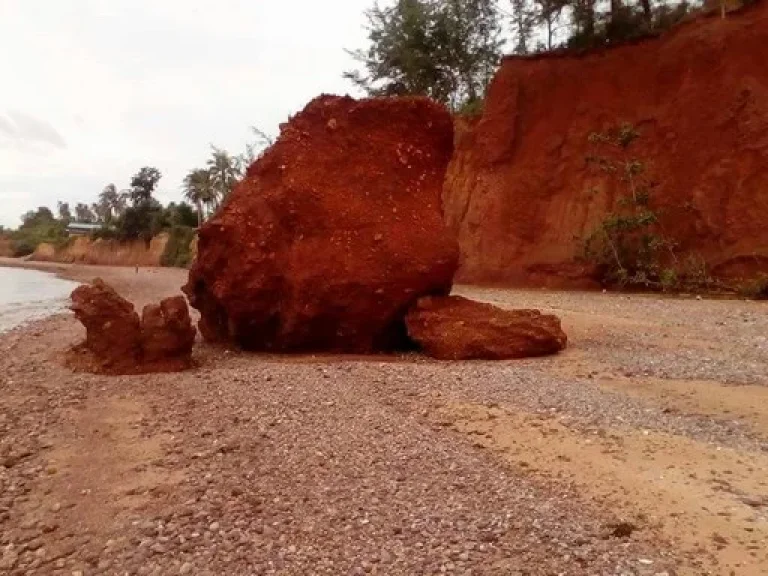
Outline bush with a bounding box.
[9,214,68,257]
[11,238,37,257]
[91,227,122,241]
[737,274,768,300]
[160,226,196,268]
[581,126,672,288]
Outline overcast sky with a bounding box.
[0,0,368,227]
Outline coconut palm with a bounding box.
[207,147,240,205]
[183,169,215,227]
[98,183,127,223]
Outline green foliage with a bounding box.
[183,143,250,226]
[183,168,214,227]
[166,202,199,228]
[128,167,162,207]
[74,202,96,223]
[160,226,196,268]
[10,207,68,256]
[509,0,539,54]
[580,124,678,289]
[208,147,240,204]
[114,201,164,242]
[565,0,697,50]
[91,227,122,241]
[345,0,503,110]
[57,201,72,223]
[242,126,276,167]
[95,183,127,224]
[580,124,727,293]
[458,98,485,117]
[737,274,768,300]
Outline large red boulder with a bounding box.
[69,279,196,373]
[183,95,458,352]
[405,296,567,360]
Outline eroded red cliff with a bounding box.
[444,5,768,287]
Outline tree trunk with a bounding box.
[196,200,203,227]
[610,0,622,35]
[578,0,595,38]
[547,14,553,50]
[640,0,652,25]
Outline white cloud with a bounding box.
[0,111,67,150]
[0,0,368,227]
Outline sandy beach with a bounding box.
[0,261,766,575]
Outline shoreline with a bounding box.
[0,257,151,285]
[1,257,756,303]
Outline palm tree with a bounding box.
[98,183,127,223]
[183,169,214,227]
[240,126,276,168]
[207,147,240,206]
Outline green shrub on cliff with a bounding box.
[580,125,679,289]
[161,226,196,268]
[9,207,68,257]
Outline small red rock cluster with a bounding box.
[69,278,195,374]
[183,95,567,360]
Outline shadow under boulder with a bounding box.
[68,278,196,374]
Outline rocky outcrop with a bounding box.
[70,278,142,366]
[444,4,768,287]
[69,279,195,373]
[406,296,567,360]
[184,95,458,352]
[140,297,197,363]
[31,233,173,267]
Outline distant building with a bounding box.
[66,222,103,236]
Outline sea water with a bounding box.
[0,267,78,333]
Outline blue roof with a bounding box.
[67,222,103,231]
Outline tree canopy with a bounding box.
[129,167,162,207]
[345,0,503,111]
[346,0,706,107]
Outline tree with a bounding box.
[241,126,276,168]
[129,167,162,207]
[345,0,502,110]
[57,201,72,223]
[438,0,504,106]
[183,169,215,227]
[571,0,598,44]
[74,202,96,223]
[21,207,56,228]
[15,207,66,256]
[508,0,537,54]
[639,0,652,24]
[91,202,110,223]
[345,0,450,102]
[98,183,126,223]
[165,202,199,228]
[532,0,568,51]
[207,148,240,206]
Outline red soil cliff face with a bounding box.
[444,5,768,287]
